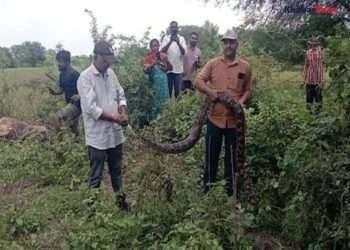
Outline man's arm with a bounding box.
[114,73,128,127]
[175,36,186,55]
[238,66,252,107]
[303,52,309,84]
[45,72,64,95]
[195,60,218,101]
[321,48,326,87]
[194,50,202,69]
[71,70,81,102]
[48,86,64,95]
[160,36,173,53]
[77,75,120,124]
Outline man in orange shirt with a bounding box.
[195,30,252,196]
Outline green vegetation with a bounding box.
[0,13,350,249]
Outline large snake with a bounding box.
[139,92,258,204]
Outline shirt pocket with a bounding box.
[231,72,246,93]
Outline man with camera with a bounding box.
[161,21,187,99]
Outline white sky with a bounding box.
[0,0,243,55]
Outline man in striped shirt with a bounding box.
[303,36,325,113]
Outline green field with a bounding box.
[0,62,349,249]
[0,67,54,85]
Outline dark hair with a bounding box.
[190,32,199,38]
[56,50,71,62]
[149,38,159,48]
[170,21,178,26]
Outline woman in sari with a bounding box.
[143,39,172,120]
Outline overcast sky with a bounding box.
[0,0,243,55]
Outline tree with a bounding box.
[11,41,46,67]
[243,14,343,65]
[0,47,15,68]
[205,0,350,28]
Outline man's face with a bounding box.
[57,59,69,71]
[222,39,238,58]
[95,54,115,73]
[189,34,199,47]
[310,43,318,49]
[169,22,178,35]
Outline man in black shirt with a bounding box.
[48,50,81,136]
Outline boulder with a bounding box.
[0,117,48,140]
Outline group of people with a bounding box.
[48,21,325,210]
[143,21,202,119]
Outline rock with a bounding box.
[0,117,48,140]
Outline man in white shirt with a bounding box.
[78,40,129,211]
[161,21,187,99]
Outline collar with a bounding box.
[220,56,239,67]
[60,65,72,74]
[91,64,109,77]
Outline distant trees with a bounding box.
[204,0,350,28]
[0,41,47,68]
[0,47,15,68]
[10,41,46,67]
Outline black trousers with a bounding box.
[88,144,123,192]
[204,120,237,196]
[167,73,183,99]
[306,84,322,103]
[182,80,193,92]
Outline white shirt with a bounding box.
[160,34,187,74]
[77,64,127,150]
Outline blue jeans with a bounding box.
[167,72,183,99]
[88,144,123,192]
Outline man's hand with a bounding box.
[48,87,57,95]
[48,87,63,95]
[119,113,128,127]
[70,95,80,102]
[117,105,128,127]
[193,56,201,69]
[171,35,179,43]
[207,89,220,102]
[238,99,246,108]
[114,114,128,127]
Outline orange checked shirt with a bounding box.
[304,47,325,85]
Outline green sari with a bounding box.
[149,63,169,120]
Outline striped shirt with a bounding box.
[304,47,325,85]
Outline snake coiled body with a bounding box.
[141,93,258,204]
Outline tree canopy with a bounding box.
[10,41,46,67]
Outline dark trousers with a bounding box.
[204,120,237,196]
[182,80,193,92]
[88,144,123,192]
[167,73,183,99]
[306,84,322,112]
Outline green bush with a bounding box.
[6,208,47,238]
